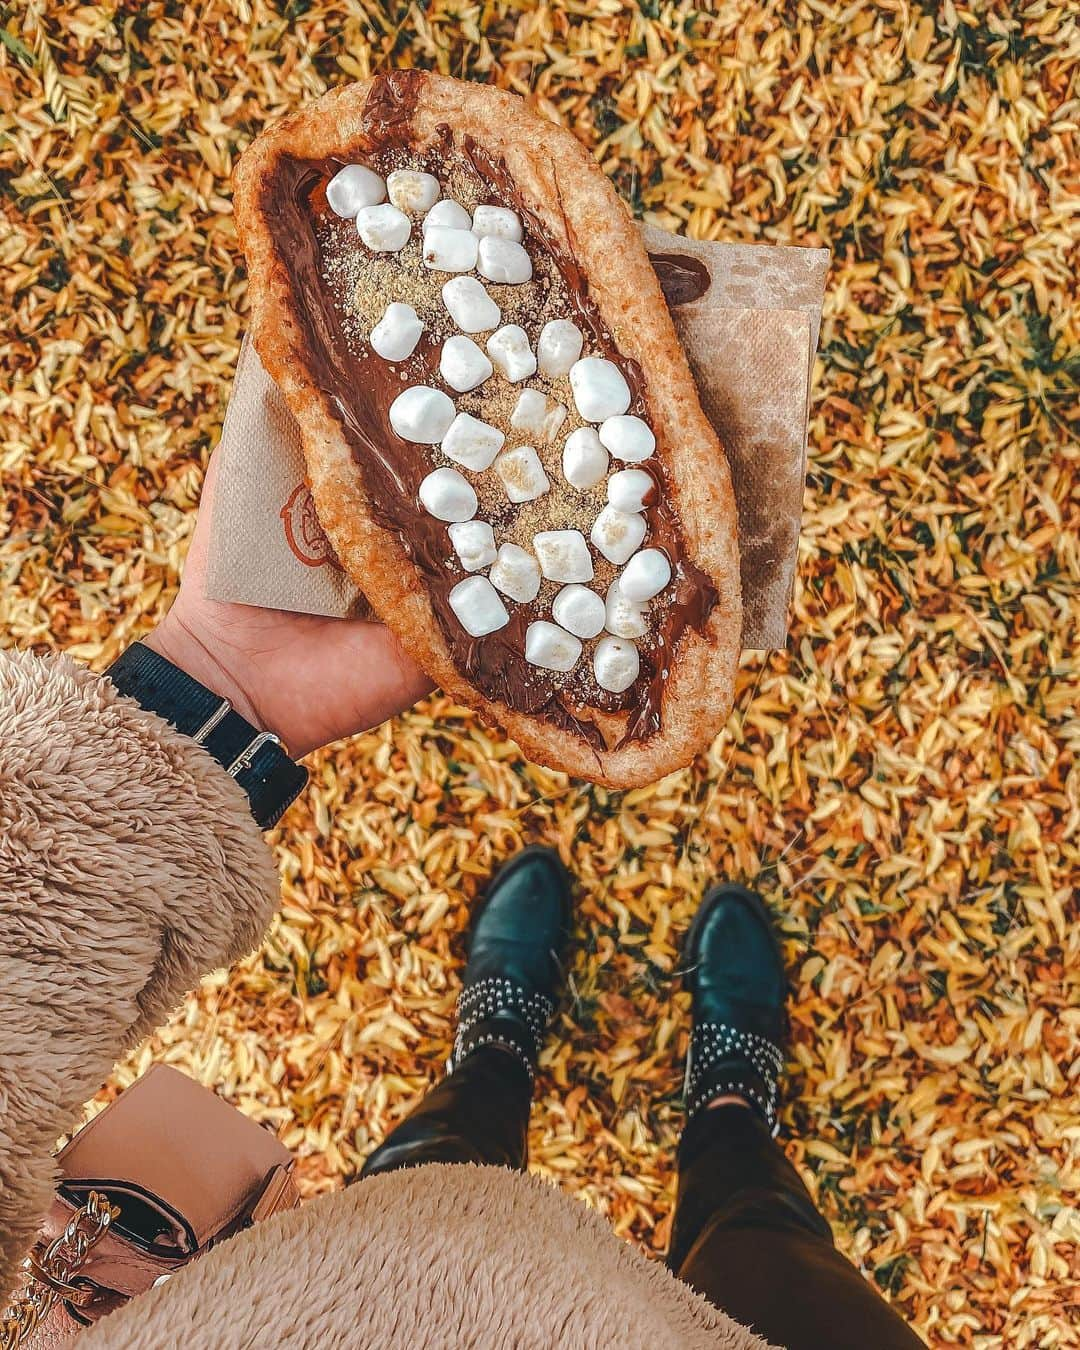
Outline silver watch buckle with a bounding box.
[190,698,283,777]
[227,731,282,777]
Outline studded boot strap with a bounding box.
[684,1020,785,1133]
[450,976,556,1083]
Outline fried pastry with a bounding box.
[233,70,741,787]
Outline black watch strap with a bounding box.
[106,642,308,830]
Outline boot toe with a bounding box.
[466,845,572,990]
[684,884,786,1040]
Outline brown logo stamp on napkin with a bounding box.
[280,483,342,570]
[206,227,828,649]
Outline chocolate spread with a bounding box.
[650,253,711,307]
[259,70,717,746]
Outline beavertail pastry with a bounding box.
[234,71,741,788]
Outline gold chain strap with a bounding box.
[0,1193,119,1350]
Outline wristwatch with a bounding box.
[106,642,308,830]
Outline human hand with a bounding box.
[144,451,433,757]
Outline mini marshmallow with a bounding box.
[440,335,493,393]
[477,236,533,284]
[423,198,472,233]
[607,468,654,513]
[569,357,631,421]
[326,164,385,217]
[441,412,504,471]
[472,204,524,242]
[494,445,550,504]
[489,543,541,603]
[562,427,609,489]
[448,520,497,573]
[510,389,567,442]
[442,276,501,333]
[533,530,593,584]
[552,585,606,640]
[620,547,671,602]
[389,385,455,443]
[537,320,584,378]
[369,302,423,362]
[525,621,582,673]
[386,169,440,214]
[604,579,648,639]
[422,227,479,273]
[599,414,656,463]
[356,203,411,252]
[593,635,640,693]
[418,467,477,523]
[449,575,509,638]
[487,325,537,383]
[590,504,647,565]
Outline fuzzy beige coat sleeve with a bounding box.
[0,647,281,1301]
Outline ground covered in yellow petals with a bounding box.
[1,3,1077,1345]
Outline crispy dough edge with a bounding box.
[233,74,741,788]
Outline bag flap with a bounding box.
[56,1065,291,1248]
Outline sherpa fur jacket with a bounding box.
[0,647,769,1349]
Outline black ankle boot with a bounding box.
[450,845,572,1083]
[682,884,787,1132]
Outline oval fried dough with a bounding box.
[234,72,741,788]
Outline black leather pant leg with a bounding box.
[360,1045,532,1177]
[669,1107,923,1350]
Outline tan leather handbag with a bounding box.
[1,1064,300,1347]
